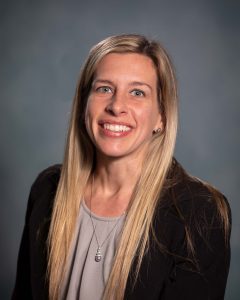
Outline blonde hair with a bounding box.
[47,34,228,299]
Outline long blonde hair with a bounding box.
[47,34,220,299]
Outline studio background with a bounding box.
[1,0,239,299]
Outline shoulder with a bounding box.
[155,159,231,260]
[26,164,62,225]
[31,164,62,196]
[160,159,230,222]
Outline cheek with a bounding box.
[85,96,100,119]
[135,106,158,128]
[84,99,94,136]
[84,98,102,141]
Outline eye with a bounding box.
[96,86,112,94]
[130,89,145,97]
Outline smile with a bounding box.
[103,123,131,132]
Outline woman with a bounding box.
[12,34,231,300]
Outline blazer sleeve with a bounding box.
[12,183,36,299]
[160,186,231,300]
[12,165,61,300]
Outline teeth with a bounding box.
[103,123,131,132]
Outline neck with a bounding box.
[98,159,140,190]
[85,152,144,217]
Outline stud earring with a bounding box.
[153,128,162,134]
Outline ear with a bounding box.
[153,112,163,133]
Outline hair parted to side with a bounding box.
[47,34,178,300]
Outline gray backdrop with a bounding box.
[1,0,239,299]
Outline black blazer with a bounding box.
[12,161,231,300]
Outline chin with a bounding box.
[97,149,128,160]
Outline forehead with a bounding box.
[94,53,157,85]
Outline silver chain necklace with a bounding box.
[89,176,124,262]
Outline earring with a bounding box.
[153,128,162,134]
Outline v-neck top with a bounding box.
[60,200,126,300]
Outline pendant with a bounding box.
[95,247,102,262]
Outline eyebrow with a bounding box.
[92,79,153,91]
[92,79,113,86]
[129,81,153,91]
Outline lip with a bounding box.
[98,119,134,128]
[98,119,133,137]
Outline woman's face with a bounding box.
[85,52,162,161]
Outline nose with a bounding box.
[105,90,128,116]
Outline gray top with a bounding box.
[60,201,125,300]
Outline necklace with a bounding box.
[89,176,124,262]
